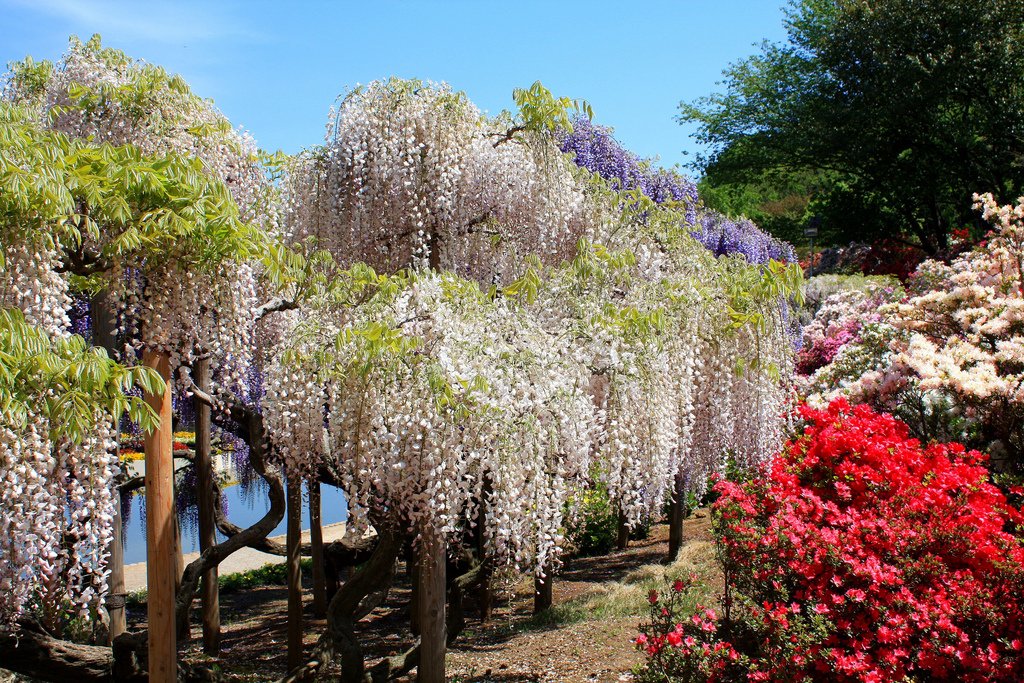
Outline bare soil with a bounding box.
[126,514,715,682]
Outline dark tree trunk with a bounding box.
[106,488,128,642]
[91,292,126,642]
[416,525,446,683]
[475,476,493,623]
[174,395,286,638]
[616,511,629,550]
[287,471,304,670]
[533,564,553,614]
[309,479,327,617]
[0,621,115,682]
[278,520,400,683]
[194,356,220,655]
[668,472,686,562]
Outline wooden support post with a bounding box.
[286,471,304,671]
[616,510,630,551]
[668,472,686,562]
[309,478,326,617]
[416,525,446,683]
[194,356,220,655]
[143,349,176,683]
[107,489,127,641]
[533,564,553,614]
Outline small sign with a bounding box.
[804,217,821,238]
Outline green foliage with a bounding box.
[682,0,1024,253]
[0,307,161,440]
[218,559,313,594]
[511,80,592,136]
[126,559,315,606]
[566,483,620,557]
[0,101,264,278]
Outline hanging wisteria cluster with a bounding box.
[0,304,155,628]
[282,78,595,285]
[3,38,800,626]
[265,269,597,570]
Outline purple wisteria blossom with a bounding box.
[690,212,796,264]
[559,116,794,265]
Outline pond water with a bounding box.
[120,482,348,565]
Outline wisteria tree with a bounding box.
[0,36,293,681]
[270,79,800,681]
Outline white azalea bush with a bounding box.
[800,193,1024,468]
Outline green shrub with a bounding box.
[566,484,619,557]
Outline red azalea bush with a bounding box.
[635,400,1024,682]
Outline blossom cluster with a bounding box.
[268,81,799,572]
[557,116,699,221]
[634,577,748,683]
[795,282,901,376]
[4,35,266,397]
[264,271,597,571]
[283,79,594,286]
[1,37,267,627]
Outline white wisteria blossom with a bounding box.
[264,271,597,572]
[282,79,595,285]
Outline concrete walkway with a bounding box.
[123,521,349,592]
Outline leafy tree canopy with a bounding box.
[681,0,1024,253]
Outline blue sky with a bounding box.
[1,0,790,173]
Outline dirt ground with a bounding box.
[127,514,716,682]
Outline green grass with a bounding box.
[525,539,720,631]
[126,558,314,607]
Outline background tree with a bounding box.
[681,0,1024,253]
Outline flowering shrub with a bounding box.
[636,400,1024,682]
[795,283,902,376]
[635,578,748,683]
[799,194,1024,467]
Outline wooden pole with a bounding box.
[309,478,326,617]
[416,525,446,683]
[668,472,686,562]
[92,293,126,641]
[143,349,176,683]
[616,510,630,551]
[533,564,553,614]
[286,471,303,671]
[194,356,220,655]
[107,489,127,641]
